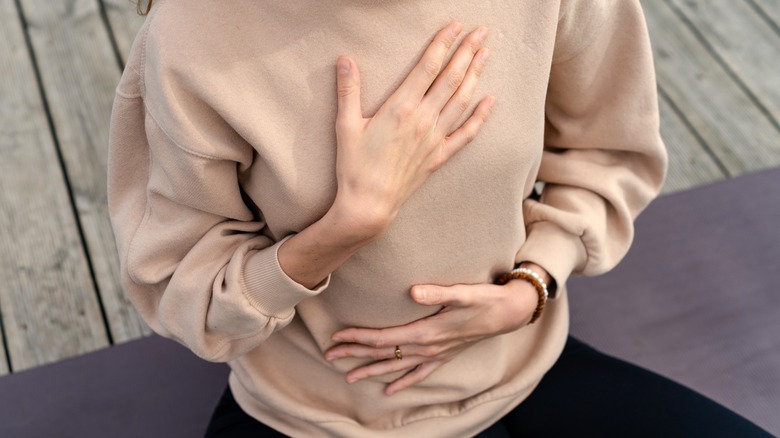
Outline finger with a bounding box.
[394,22,463,103]
[335,56,362,129]
[345,356,425,384]
[437,47,491,133]
[385,361,442,396]
[411,284,474,307]
[332,325,417,348]
[422,27,488,115]
[325,343,398,362]
[439,95,495,163]
[334,319,453,349]
[327,337,465,362]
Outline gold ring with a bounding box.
[394,346,403,360]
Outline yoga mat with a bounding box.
[570,168,780,435]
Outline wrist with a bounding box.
[496,265,549,325]
[278,205,377,290]
[327,192,394,243]
[501,279,542,327]
[517,261,552,286]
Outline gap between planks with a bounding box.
[667,0,780,132]
[18,0,152,353]
[746,0,780,37]
[1,0,109,372]
[642,0,780,176]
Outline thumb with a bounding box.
[336,56,361,126]
[412,285,471,307]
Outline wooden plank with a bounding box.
[642,0,780,175]
[658,90,727,194]
[19,0,151,345]
[102,0,145,64]
[670,0,780,125]
[749,0,780,29]
[0,0,108,371]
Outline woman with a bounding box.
[108,0,770,436]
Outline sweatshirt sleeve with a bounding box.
[107,19,328,363]
[515,0,668,298]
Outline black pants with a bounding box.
[205,337,771,437]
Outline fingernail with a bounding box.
[347,376,358,384]
[413,288,428,303]
[451,22,463,38]
[480,48,491,63]
[479,27,488,42]
[337,57,350,75]
[488,96,496,109]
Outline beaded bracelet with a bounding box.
[496,267,549,325]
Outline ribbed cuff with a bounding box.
[515,221,587,299]
[242,235,330,317]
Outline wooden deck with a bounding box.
[1,0,779,375]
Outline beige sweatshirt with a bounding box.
[107,0,667,436]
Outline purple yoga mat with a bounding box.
[0,335,229,438]
[569,168,780,435]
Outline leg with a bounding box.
[204,385,288,438]
[499,337,772,437]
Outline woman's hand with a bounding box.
[330,22,495,238]
[278,23,492,289]
[324,279,538,395]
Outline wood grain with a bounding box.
[643,0,780,175]
[102,0,145,64]
[0,0,108,371]
[18,0,151,344]
[658,90,728,194]
[748,0,780,30]
[670,0,780,125]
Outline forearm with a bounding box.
[277,198,383,289]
